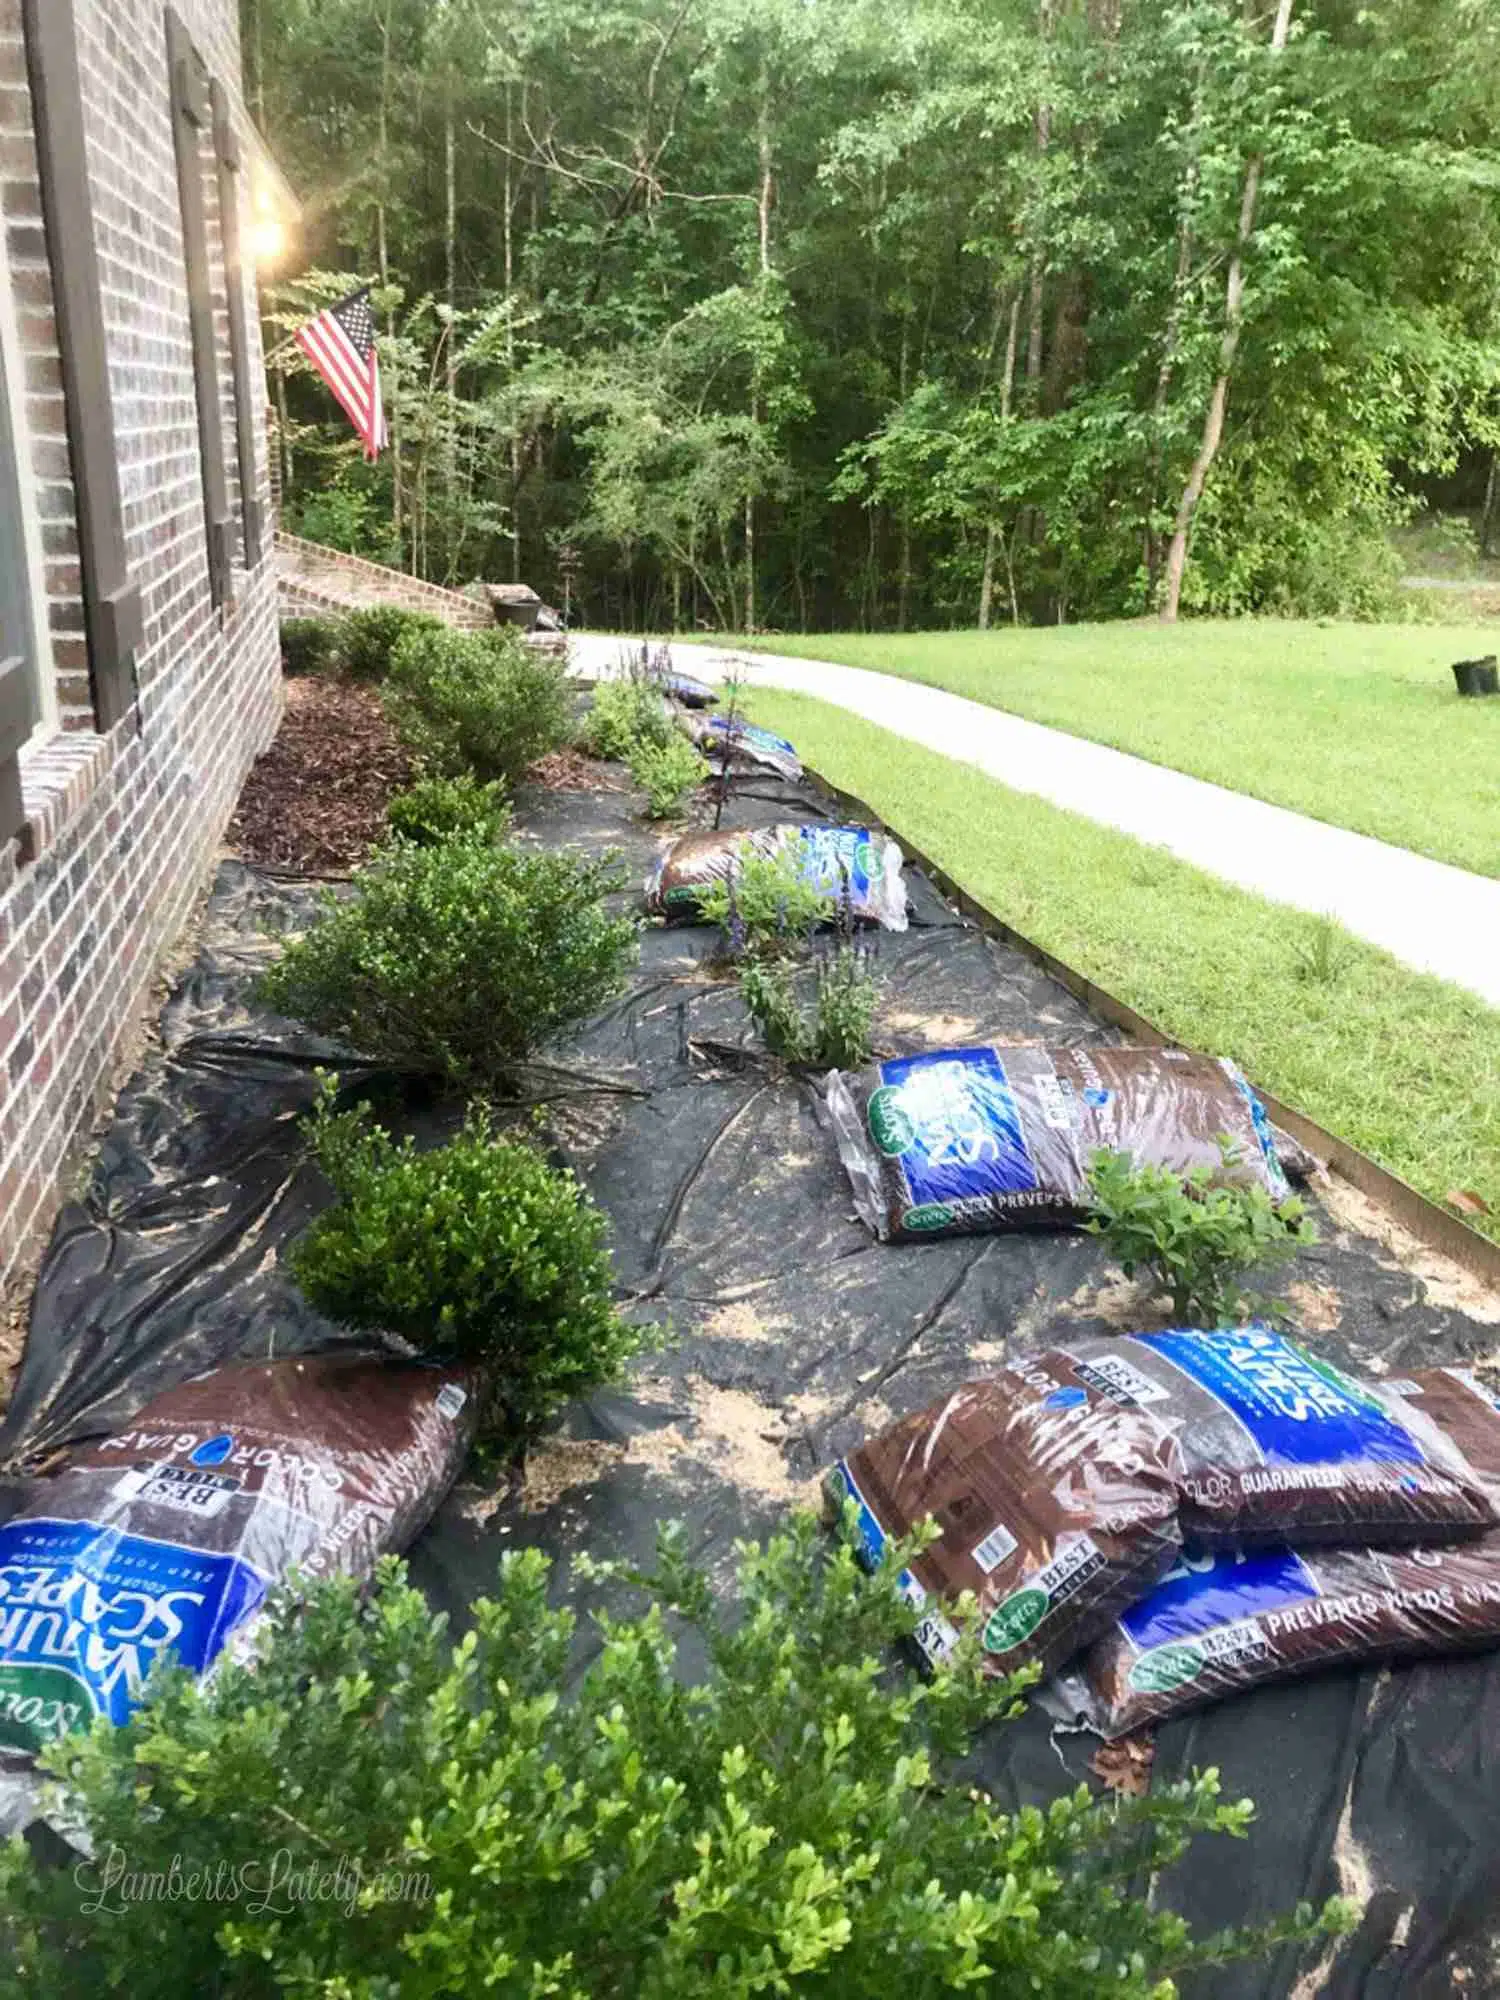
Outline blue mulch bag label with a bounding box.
[826,1461,958,1666]
[0,1516,268,1749]
[1120,1546,1320,1653]
[1131,1327,1426,1469]
[795,827,873,902]
[867,1048,1039,1208]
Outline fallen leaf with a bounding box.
[1089,1730,1155,1797]
[1446,1190,1492,1218]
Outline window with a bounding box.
[0,223,52,847]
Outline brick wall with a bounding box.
[0,0,281,1285]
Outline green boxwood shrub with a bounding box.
[341,604,445,682]
[385,772,512,846]
[279,615,343,676]
[256,834,639,1094]
[384,623,572,784]
[291,1093,644,1434]
[0,1520,1350,1998]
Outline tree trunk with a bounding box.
[1481,452,1499,559]
[1025,0,1054,400]
[979,526,997,630]
[1146,140,1200,593]
[745,70,773,634]
[377,1,402,565]
[1160,0,1295,623]
[979,293,1021,630]
[506,79,524,580]
[444,82,458,574]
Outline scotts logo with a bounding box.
[1127,1642,1206,1695]
[981,1586,1049,1654]
[190,1433,235,1468]
[900,1203,955,1233]
[867,1087,915,1157]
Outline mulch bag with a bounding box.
[663,671,718,708]
[1076,1526,1500,1737]
[0,1353,473,1795]
[676,709,802,780]
[644,823,909,931]
[825,1044,1287,1243]
[1056,1334,1500,1551]
[826,1352,1183,1681]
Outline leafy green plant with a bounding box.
[1291,914,1358,988]
[291,1092,644,1436]
[1085,1145,1318,1325]
[385,623,572,784]
[257,834,639,1094]
[385,772,511,846]
[742,936,880,1068]
[581,678,676,761]
[699,843,835,959]
[629,732,708,818]
[0,1517,1350,1999]
[279,615,343,677]
[341,604,445,682]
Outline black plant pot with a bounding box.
[1452,656,1499,698]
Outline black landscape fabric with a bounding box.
[3,765,1499,1996]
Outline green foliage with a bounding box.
[279,616,342,677]
[699,845,835,959]
[385,773,512,847]
[742,939,881,1068]
[1085,1146,1319,1326]
[341,604,445,682]
[580,678,676,761]
[256,833,639,1094]
[384,623,572,785]
[1291,915,1359,988]
[0,1515,1351,1997]
[628,733,709,818]
[290,1092,643,1435]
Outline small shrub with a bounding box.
[580,678,677,761]
[257,834,639,1093]
[1085,1144,1318,1324]
[742,937,880,1068]
[629,733,708,818]
[291,1092,643,1436]
[385,623,572,784]
[699,844,835,959]
[341,604,444,682]
[0,1518,1351,1998]
[385,772,511,846]
[279,615,343,676]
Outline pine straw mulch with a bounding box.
[229,678,413,873]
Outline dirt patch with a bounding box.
[1284,1279,1344,1333]
[227,677,411,871]
[1089,1730,1155,1797]
[700,1301,791,1345]
[1318,1175,1500,1325]
[880,1010,986,1045]
[1063,1269,1160,1330]
[521,1437,627,1513]
[530,748,624,791]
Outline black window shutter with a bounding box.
[210,81,263,571]
[0,657,27,847]
[21,0,142,736]
[166,8,232,607]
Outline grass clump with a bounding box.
[385,772,511,847]
[257,833,639,1095]
[385,623,571,784]
[291,1091,644,1440]
[581,678,676,761]
[1086,1146,1318,1324]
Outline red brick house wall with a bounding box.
[0,0,281,1284]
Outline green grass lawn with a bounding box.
[745,686,1500,1243]
[709,621,1500,878]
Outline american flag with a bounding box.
[294,286,388,460]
